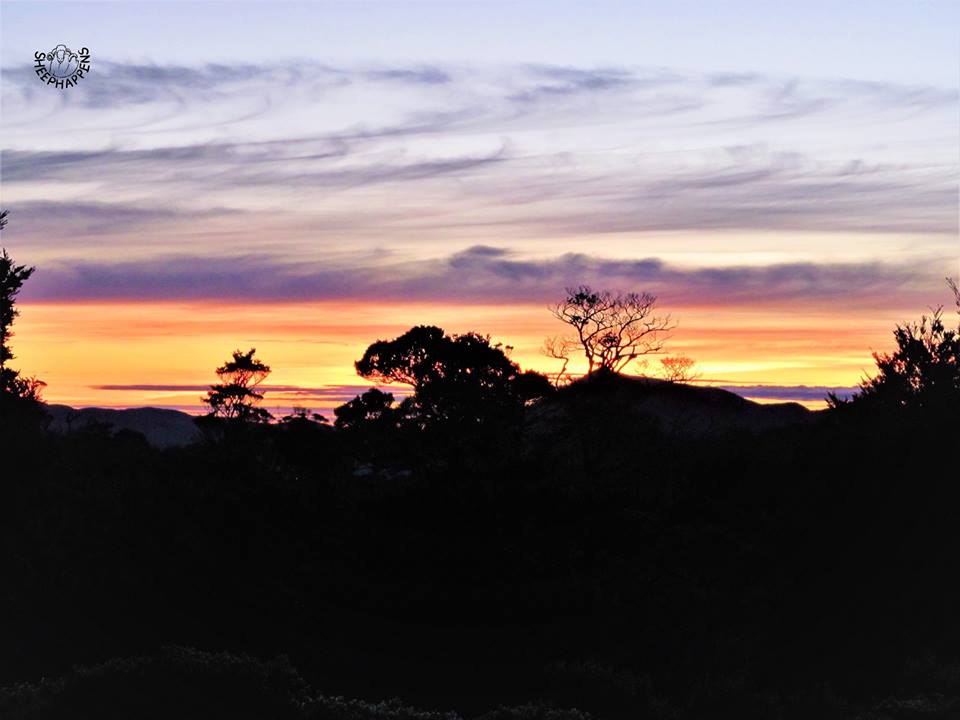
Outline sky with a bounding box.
[1,0,958,414]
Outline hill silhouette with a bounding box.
[45,404,201,447]
[531,371,811,438]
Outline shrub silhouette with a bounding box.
[830,279,960,417]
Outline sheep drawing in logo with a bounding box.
[32,43,90,88]
[45,44,80,79]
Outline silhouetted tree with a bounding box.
[830,279,960,414]
[659,355,699,383]
[355,326,448,389]
[542,335,578,387]
[354,325,550,428]
[0,210,44,401]
[549,285,674,375]
[280,406,328,426]
[203,348,273,423]
[333,388,400,431]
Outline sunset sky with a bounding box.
[1,0,958,414]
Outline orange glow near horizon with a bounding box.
[12,298,905,415]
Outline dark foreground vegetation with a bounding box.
[3,218,960,718]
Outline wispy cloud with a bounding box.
[3,142,954,246]
[3,60,955,248]
[0,60,457,110]
[2,200,244,240]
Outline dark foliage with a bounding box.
[355,325,552,431]
[0,212,47,435]
[830,281,960,422]
[1,213,44,401]
[0,247,32,382]
[334,388,401,432]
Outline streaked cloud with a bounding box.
[3,61,954,255]
[716,384,857,402]
[91,382,405,402]
[1,200,244,240]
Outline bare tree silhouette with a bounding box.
[659,355,700,384]
[549,285,674,376]
[541,335,578,388]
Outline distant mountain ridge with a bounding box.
[45,405,201,448]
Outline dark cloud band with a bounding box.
[21,244,944,308]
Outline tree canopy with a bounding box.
[354,325,551,428]
[203,348,273,424]
[0,210,43,402]
[333,387,400,431]
[832,279,960,416]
